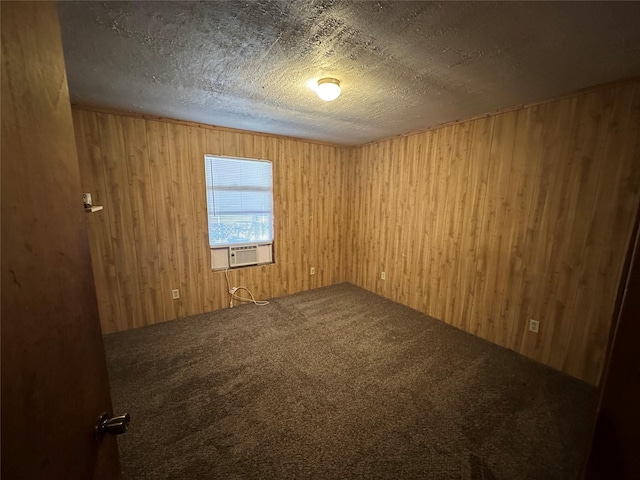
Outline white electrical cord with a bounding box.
[224,268,269,308]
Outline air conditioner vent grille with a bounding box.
[229,245,258,267]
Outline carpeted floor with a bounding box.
[104,283,596,479]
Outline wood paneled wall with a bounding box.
[74,80,639,384]
[346,81,640,384]
[73,108,348,334]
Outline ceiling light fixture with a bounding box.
[315,78,341,101]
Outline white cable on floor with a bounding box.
[224,268,269,308]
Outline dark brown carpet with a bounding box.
[104,283,596,479]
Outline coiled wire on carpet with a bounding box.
[224,268,269,308]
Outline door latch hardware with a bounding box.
[95,412,130,439]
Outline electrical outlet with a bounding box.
[310,267,316,275]
[172,289,180,299]
[381,272,386,280]
[529,319,539,333]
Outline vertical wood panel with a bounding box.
[98,114,144,332]
[185,126,209,315]
[73,109,123,327]
[348,81,640,385]
[74,111,349,334]
[121,117,162,327]
[145,120,173,323]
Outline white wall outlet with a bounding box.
[310,267,316,275]
[82,193,92,206]
[172,289,180,299]
[529,319,540,333]
[381,272,386,280]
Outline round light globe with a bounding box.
[316,78,341,101]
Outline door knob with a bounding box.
[95,412,130,439]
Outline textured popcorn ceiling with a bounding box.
[58,1,640,145]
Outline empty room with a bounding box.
[2,1,640,479]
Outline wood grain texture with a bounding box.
[346,81,640,385]
[73,109,349,333]
[75,80,639,384]
[1,2,121,478]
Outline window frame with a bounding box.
[203,154,274,251]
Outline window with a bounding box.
[204,155,273,247]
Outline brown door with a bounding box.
[1,2,122,479]
[584,212,640,479]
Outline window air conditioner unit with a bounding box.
[211,243,272,270]
[229,245,258,268]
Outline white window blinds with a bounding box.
[204,155,273,247]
